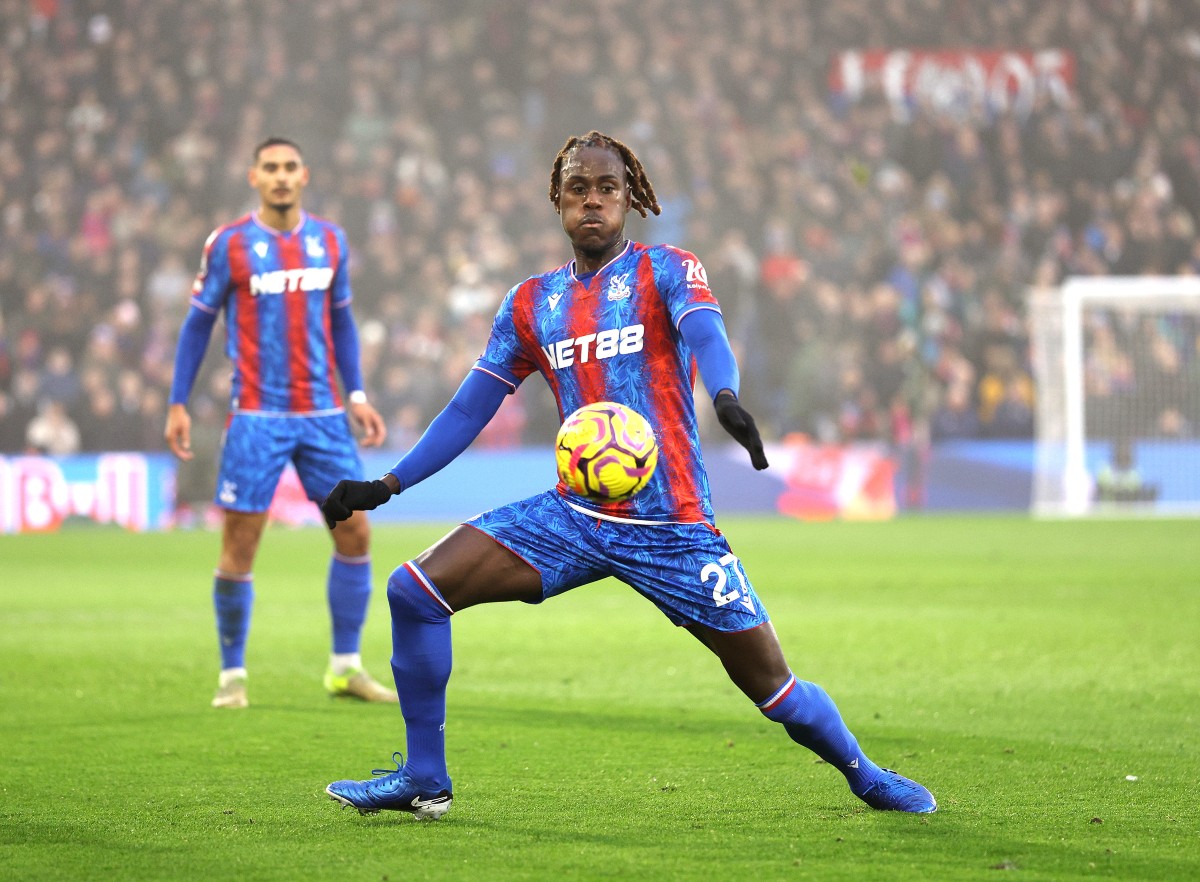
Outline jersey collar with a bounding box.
[567,239,633,283]
[251,210,308,237]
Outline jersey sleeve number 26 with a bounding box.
[700,553,755,614]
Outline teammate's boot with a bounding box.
[326,753,453,820]
[323,666,398,703]
[211,672,248,709]
[854,768,937,813]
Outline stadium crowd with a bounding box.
[2,0,1199,473]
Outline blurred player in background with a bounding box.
[320,131,936,817]
[165,137,395,709]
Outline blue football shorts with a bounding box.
[466,490,770,633]
[215,411,364,512]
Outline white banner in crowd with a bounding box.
[0,454,175,534]
[830,48,1075,120]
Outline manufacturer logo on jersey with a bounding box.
[249,266,334,296]
[542,324,644,370]
[305,235,325,258]
[683,259,708,286]
[547,290,564,310]
[606,272,632,302]
[253,241,269,259]
[219,481,238,504]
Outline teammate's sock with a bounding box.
[328,553,371,655]
[329,652,363,676]
[218,667,247,687]
[758,672,883,793]
[213,572,253,670]
[387,561,454,790]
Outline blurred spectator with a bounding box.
[0,391,32,452]
[1132,317,1189,437]
[988,377,1036,439]
[37,347,82,411]
[930,383,981,441]
[79,386,140,451]
[754,222,809,433]
[976,342,1035,439]
[25,401,81,456]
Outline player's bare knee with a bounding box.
[219,529,262,572]
[331,511,370,557]
[221,511,267,556]
[218,551,256,575]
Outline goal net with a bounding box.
[1030,276,1200,516]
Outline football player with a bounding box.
[321,131,935,818]
[166,138,394,709]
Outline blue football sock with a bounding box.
[387,561,454,790]
[758,673,882,793]
[213,573,253,670]
[328,553,372,655]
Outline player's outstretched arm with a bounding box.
[320,367,511,528]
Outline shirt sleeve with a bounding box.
[329,225,352,309]
[678,308,740,401]
[388,367,511,490]
[653,245,721,329]
[169,305,218,405]
[330,302,365,395]
[479,282,540,383]
[189,227,232,314]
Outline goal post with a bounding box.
[1030,276,1200,517]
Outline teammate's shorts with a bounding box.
[466,490,770,633]
[215,411,364,513]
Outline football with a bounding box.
[555,402,659,501]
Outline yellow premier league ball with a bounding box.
[555,401,659,501]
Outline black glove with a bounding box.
[714,390,769,470]
[320,479,393,529]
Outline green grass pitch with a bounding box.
[2,515,1197,881]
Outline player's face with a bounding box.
[249,144,309,213]
[557,145,632,262]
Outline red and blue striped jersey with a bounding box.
[189,211,351,414]
[478,240,721,524]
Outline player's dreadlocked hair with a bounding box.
[549,131,661,218]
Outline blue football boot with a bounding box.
[854,768,938,813]
[326,753,453,820]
